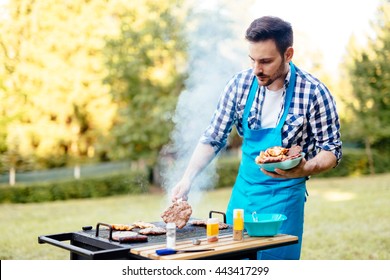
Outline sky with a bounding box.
[250,0,382,73]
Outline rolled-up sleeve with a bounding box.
[310,83,342,164]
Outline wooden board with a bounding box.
[129,233,298,260]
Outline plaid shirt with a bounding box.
[200,65,342,162]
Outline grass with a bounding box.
[0,173,389,260]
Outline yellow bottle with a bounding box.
[207,218,219,242]
[233,209,244,241]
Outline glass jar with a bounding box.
[166,222,176,249]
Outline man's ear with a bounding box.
[285,47,294,63]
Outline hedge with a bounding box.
[0,170,149,204]
[313,148,390,178]
[1,148,388,203]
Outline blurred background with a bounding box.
[0,0,389,260]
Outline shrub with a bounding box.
[1,148,388,204]
[0,170,149,204]
[315,148,390,178]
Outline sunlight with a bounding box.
[323,191,356,202]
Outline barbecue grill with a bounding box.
[38,211,298,260]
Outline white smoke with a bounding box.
[159,1,251,207]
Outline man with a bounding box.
[171,16,342,259]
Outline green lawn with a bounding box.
[0,173,389,260]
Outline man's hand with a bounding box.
[261,158,310,178]
[261,150,337,178]
[171,178,191,202]
[170,142,216,202]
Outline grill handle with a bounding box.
[209,211,226,223]
[96,222,113,241]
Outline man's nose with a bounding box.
[253,61,263,76]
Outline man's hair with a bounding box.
[245,16,293,56]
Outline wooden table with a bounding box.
[130,233,298,260]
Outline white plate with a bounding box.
[256,152,305,172]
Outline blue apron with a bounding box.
[226,63,307,260]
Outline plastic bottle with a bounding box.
[233,209,244,241]
[206,218,219,242]
[166,222,176,249]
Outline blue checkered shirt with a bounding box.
[200,65,342,162]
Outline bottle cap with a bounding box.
[207,218,219,224]
[166,222,176,229]
[233,209,244,218]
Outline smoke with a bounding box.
[159,2,248,208]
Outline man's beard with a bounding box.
[257,59,287,87]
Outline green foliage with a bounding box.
[1,148,388,204]
[215,156,241,188]
[315,148,390,177]
[0,0,188,172]
[104,0,187,164]
[344,2,390,153]
[0,170,149,203]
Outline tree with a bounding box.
[103,0,187,164]
[344,1,390,174]
[0,0,188,174]
[0,0,119,170]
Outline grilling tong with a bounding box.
[156,248,215,256]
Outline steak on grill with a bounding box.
[112,231,148,243]
[161,200,192,229]
[190,219,229,230]
[111,224,136,231]
[139,227,167,235]
[132,221,156,229]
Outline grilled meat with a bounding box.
[139,227,167,235]
[161,200,192,229]
[111,224,136,231]
[190,219,229,230]
[255,145,302,164]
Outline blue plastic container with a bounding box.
[244,213,287,237]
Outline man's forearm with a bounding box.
[181,142,217,182]
[305,150,337,176]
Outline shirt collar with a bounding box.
[284,65,291,88]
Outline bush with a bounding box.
[1,148,388,204]
[215,156,241,188]
[315,148,390,178]
[0,170,149,204]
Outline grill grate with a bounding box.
[87,221,231,248]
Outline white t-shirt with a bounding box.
[261,87,284,128]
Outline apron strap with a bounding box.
[243,77,258,129]
[276,62,296,130]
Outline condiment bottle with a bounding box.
[166,222,176,249]
[206,218,219,242]
[233,209,244,241]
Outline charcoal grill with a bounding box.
[38,210,298,260]
[38,211,230,260]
